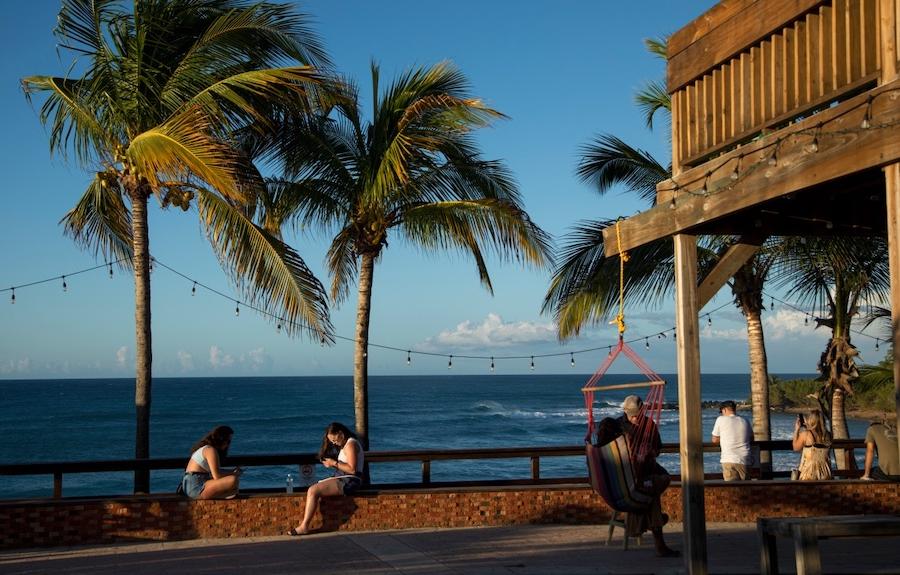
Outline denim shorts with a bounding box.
[182,472,211,499]
[335,475,362,495]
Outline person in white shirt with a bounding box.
[711,400,753,480]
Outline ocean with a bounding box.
[0,374,871,499]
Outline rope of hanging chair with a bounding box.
[613,219,629,335]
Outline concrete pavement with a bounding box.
[2,523,899,574]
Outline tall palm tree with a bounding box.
[774,236,890,468]
[253,62,553,449]
[543,37,782,469]
[23,0,333,491]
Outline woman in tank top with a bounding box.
[792,409,833,481]
[182,425,242,499]
[288,421,364,536]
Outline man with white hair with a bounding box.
[618,395,679,558]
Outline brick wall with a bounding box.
[2,481,898,549]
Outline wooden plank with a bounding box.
[582,380,666,393]
[669,0,761,58]
[796,18,809,106]
[881,0,899,82]
[807,12,822,100]
[861,0,877,75]
[697,238,765,309]
[784,26,797,114]
[605,79,900,256]
[849,0,864,82]
[673,90,685,174]
[772,32,785,116]
[723,62,734,140]
[741,52,752,133]
[834,0,849,89]
[674,234,707,574]
[792,524,822,575]
[751,46,762,125]
[821,4,835,94]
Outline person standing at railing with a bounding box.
[288,422,364,536]
[862,419,899,481]
[792,410,832,480]
[711,400,753,481]
[181,425,242,499]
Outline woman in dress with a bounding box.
[792,409,833,480]
[288,422,364,536]
[182,425,242,499]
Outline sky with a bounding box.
[0,1,886,379]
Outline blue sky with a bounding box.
[0,1,881,379]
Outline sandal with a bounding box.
[287,527,307,537]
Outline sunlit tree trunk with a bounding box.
[732,262,772,473]
[353,252,376,451]
[129,184,152,493]
[831,387,851,469]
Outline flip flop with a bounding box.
[287,527,306,537]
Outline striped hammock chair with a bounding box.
[583,337,666,513]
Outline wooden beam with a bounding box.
[668,0,825,93]
[674,234,707,574]
[601,79,900,257]
[698,236,766,309]
[885,163,900,484]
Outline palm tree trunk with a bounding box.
[745,308,772,474]
[131,190,152,493]
[831,388,851,470]
[353,252,375,451]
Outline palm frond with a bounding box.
[576,134,669,204]
[60,176,133,265]
[325,228,358,304]
[634,79,671,130]
[197,188,333,341]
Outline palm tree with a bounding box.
[253,62,553,449]
[774,237,890,468]
[23,0,333,492]
[543,37,781,470]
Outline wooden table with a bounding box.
[757,514,900,575]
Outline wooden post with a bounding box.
[422,460,431,484]
[53,472,62,499]
[674,234,708,574]
[886,164,900,470]
[531,456,540,480]
[879,0,899,487]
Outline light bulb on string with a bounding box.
[700,171,711,196]
[235,302,240,317]
[320,336,326,347]
[804,124,821,153]
[276,321,282,334]
[108,263,114,279]
[730,155,742,180]
[770,297,775,311]
[669,195,676,210]
[875,339,880,351]
[570,353,575,367]
[62,276,67,292]
[406,351,411,365]
[707,315,712,326]
[860,96,872,129]
[448,355,453,369]
[530,356,535,371]
[10,288,14,304]
[673,330,677,341]
[490,357,495,372]
[607,346,613,356]
[192,282,197,296]
[804,316,809,325]
[767,146,778,167]
[645,338,650,350]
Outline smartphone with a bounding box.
[797,413,804,425]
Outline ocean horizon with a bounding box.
[0,373,870,499]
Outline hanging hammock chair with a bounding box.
[583,337,667,513]
[580,219,668,513]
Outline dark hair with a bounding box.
[191,425,234,458]
[317,422,357,460]
[720,400,737,412]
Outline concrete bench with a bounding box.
[757,514,900,575]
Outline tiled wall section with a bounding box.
[2,481,898,549]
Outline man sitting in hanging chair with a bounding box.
[618,395,679,558]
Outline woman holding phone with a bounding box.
[288,422,364,536]
[792,409,832,480]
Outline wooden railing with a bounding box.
[0,440,866,499]
[668,0,891,167]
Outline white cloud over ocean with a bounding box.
[0,357,31,375]
[763,309,813,340]
[209,346,235,369]
[115,346,128,368]
[177,351,194,371]
[421,313,557,350]
[208,346,270,371]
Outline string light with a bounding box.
[407,350,411,365]
[191,282,197,296]
[770,297,775,310]
[875,339,880,351]
[10,288,14,304]
[860,96,872,129]
[767,146,778,167]
[234,302,240,317]
[108,263,113,279]
[730,155,742,180]
[448,355,453,369]
[276,321,282,334]
[805,316,809,325]
[530,356,535,370]
[707,315,712,326]
[804,124,821,153]
[570,352,575,367]
[62,276,67,292]
[700,171,711,195]
[490,356,495,372]
[645,338,650,349]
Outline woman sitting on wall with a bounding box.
[182,425,242,499]
[792,409,833,480]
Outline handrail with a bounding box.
[0,439,867,499]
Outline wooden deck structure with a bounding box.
[600,1,900,573]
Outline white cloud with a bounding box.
[243,347,270,371]
[763,309,813,340]
[115,346,128,368]
[0,357,31,375]
[209,345,235,369]
[422,313,558,350]
[700,325,747,341]
[177,351,194,371]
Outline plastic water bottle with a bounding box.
[286,473,294,493]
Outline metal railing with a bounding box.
[0,439,866,499]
